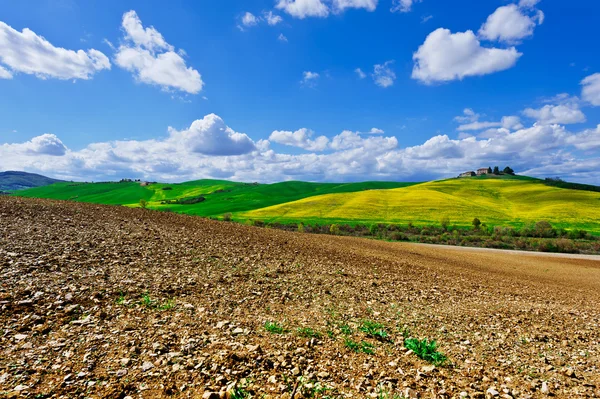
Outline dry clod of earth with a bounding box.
[1,197,600,398]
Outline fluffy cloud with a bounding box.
[278,34,289,42]
[412,28,521,84]
[115,11,203,94]
[27,134,68,156]
[391,0,422,13]
[567,125,600,151]
[241,12,259,28]
[372,61,396,88]
[581,73,600,106]
[276,0,330,19]
[366,128,384,134]
[276,0,376,18]
[168,114,256,156]
[454,109,524,132]
[264,11,284,25]
[3,114,600,185]
[355,68,366,79]
[479,4,544,43]
[523,103,586,125]
[330,130,397,151]
[269,128,329,151]
[332,0,378,12]
[0,21,110,80]
[301,71,320,87]
[0,65,12,79]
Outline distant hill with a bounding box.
[15,179,414,216]
[0,171,65,191]
[241,177,600,234]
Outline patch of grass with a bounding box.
[359,320,390,341]
[404,338,447,366]
[158,299,175,311]
[116,292,126,305]
[264,321,288,334]
[297,327,322,339]
[227,386,250,399]
[141,292,154,308]
[376,386,406,399]
[344,338,375,355]
[339,323,353,335]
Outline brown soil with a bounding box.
[1,197,599,399]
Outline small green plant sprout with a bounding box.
[344,338,375,355]
[264,321,287,334]
[339,323,353,336]
[116,291,126,305]
[227,385,250,399]
[297,327,322,339]
[139,199,148,209]
[158,299,175,311]
[223,212,232,221]
[404,338,447,366]
[376,385,406,399]
[359,320,390,341]
[297,222,305,233]
[141,292,154,308]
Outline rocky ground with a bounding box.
[1,196,599,399]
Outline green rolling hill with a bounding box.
[13,174,600,234]
[15,179,414,217]
[241,176,600,234]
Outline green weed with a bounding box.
[404,338,447,366]
[359,320,390,341]
[344,338,375,355]
[264,321,287,334]
[297,327,322,339]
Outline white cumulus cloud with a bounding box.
[332,0,378,12]
[581,73,600,107]
[523,103,586,125]
[168,114,256,156]
[479,4,544,43]
[0,21,110,80]
[412,28,521,84]
[391,0,422,13]
[301,71,320,87]
[270,128,330,151]
[276,0,330,19]
[0,65,12,79]
[355,68,367,79]
[115,10,203,94]
[264,11,284,25]
[241,12,259,28]
[372,61,396,88]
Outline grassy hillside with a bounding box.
[16,180,414,217]
[240,177,600,233]
[0,171,64,191]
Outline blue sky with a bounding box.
[1,0,600,183]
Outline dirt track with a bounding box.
[1,197,599,398]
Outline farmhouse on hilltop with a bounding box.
[459,171,476,178]
[477,168,490,176]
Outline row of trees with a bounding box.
[485,166,515,175]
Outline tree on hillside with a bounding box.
[493,166,500,175]
[139,199,148,209]
[472,218,481,230]
[503,166,515,175]
[487,167,493,174]
[440,216,450,231]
